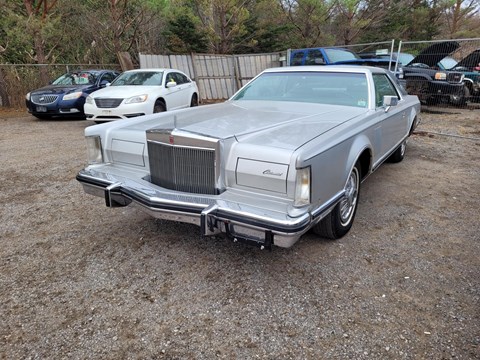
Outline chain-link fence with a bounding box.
[397,38,480,108]
[0,64,121,108]
[2,39,480,109]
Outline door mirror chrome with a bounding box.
[166,81,177,88]
[383,95,398,112]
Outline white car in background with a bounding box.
[84,68,199,123]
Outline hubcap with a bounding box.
[400,141,406,157]
[339,167,359,226]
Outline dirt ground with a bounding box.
[0,107,479,359]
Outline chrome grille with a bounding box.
[147,141,216,194]
[31,94,58,104]
[447,72,463,83]
[94,98,123,108]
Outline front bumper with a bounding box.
[84,102,148,122]
[77,167,339,248]
[427,80,464,96]
[26,98,85,117]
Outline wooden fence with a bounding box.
[139,52,286,101]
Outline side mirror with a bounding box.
[383,95,398,112]
[166,81,177,88]
[100,80,110,88]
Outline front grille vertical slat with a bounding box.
[147,141,216,195]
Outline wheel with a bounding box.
[153,100,166,113]
[450,85,469,106]
[190,93,198,107]
[313,161,361,239]
[388,140,406,163]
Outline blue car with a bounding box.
[289,47,398,70]
[26,69,120,119]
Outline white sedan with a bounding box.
[84,68,199,122]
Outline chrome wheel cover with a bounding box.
[339,167,360,226]
[400,141,406,157]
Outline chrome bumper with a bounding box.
[76,168,337,248]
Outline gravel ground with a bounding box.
[0,107,479,359]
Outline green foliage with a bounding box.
[164,8,209,53]
[0,0,479,64]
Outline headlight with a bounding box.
[26,92,31,101]
[86,136,103,164]
[125,94,148,104]
[63,91,83,100]
[435,72,447,80]
[294,167,311,207]
[85,95,94,105]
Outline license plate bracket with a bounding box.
[36,106,47,112]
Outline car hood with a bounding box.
[31,84,93,94]
[407,41,460,67]
[456,49,480,69]
[333,58,395,67]
[90,85,159,98]
[104,101,368,151]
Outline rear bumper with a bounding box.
[77,168,340,248]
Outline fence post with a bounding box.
[190,52,201,102]
[233,55,241,94]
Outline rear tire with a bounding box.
[388,140,406,163]
[190,93,198,107]
[313,161,361,239]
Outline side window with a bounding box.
[177,73,190,84]
[372,74,399,107]
[165,72,176,86]
[305,50,325,65]
[291,51,305,66]
[101,72,116,83]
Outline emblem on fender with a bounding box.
[263,169,283,176]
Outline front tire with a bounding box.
[313,161,361,239]
[153,100,166,113]
[450,85,469,106]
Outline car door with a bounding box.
[372,73,409,157]
[163,71,188,110]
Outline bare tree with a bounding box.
[442,0,480,38]
[23,0,59,83]
[279,0,336,47]
[334,0,389,45]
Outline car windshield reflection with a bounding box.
[232,72,369,108]
[52,72,97,85]
[111,71,164,86]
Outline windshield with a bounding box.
[439,57,458,70]
[232,72,369,108]
[397,53,415,65]
[324,48,360,62]
[52,72,96,85]
[111,71,163,86]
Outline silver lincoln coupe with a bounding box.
[77,65,420,249]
